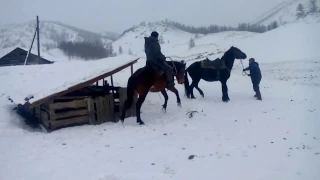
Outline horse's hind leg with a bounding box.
[136,94,147,125]
[194,80,204,98]
[161,90,169,112]
[190,79,200,99]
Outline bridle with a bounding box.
[166,56,178,75]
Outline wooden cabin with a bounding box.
[0,47,54,67]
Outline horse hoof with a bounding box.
[139,122,145,125]
[162,108,166,113]
[177,103,182,107]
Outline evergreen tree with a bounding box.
[118,46,123,54]
[189,38,195,49]
[308,0,318,13]
[296,3,305,18]
[159,35,165,44]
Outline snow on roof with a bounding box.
[0,54,138,105]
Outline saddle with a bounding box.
[200,58,227,70]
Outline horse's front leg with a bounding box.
[221,80,230,102]
[160,89,169,112]
[167,86,182,107]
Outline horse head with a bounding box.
[168,60,186,85]
[229,46,247,60]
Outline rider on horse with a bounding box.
[144,31,175,88]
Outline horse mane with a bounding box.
[221,47,235,70]
[166,60,185,69]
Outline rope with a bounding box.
[240,59,249,76]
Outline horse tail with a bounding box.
[126,75,136,108]
[120,74,136,122]
[184,68,190,97]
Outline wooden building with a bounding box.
[0,47,54,67]
[9,57,139,132]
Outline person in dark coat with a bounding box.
[243,58,262,100]
[144,31,174,88]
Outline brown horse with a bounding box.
[120,60,186,125]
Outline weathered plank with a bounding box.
[87,98,96,125]
[106,94,115,122]
[118,88,137,118]
[51,115,89,130]
[52,109,88,120]
[40,109,50,129]
[49,99,87,110]
[53,96,89,100]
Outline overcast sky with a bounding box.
[0,0,286,33]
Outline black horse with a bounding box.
[120,60,186,125]
[184,46,247,102]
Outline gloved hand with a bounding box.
[242,69,245,71]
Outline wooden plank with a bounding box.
[110,75,114,86]
[52,109,88,120]
[109,94,115,122]
[105,96,110,122]
[100,96,106,123]
[87,98,96,125]
[95,97,101,124]
[106,94,115,122]
[29,59,139,109]
[53,96,89,100]
[40,109,50,129]
[49,99,87,110]
[51,115,89,130]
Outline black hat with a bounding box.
[151,31,159,38]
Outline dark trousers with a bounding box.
[253,83,262,99]
[163,63,174,86]
[146,61,174,86]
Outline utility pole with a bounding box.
[36,16,40,64]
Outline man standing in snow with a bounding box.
[243,58,262,100]
[144,31,175,88]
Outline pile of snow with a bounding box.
[0,55,138,105]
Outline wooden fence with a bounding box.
[30,87,138,132]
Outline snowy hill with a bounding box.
[1,17,320,180]
[0,20,114,60]
[100,31,120,41]
[251,0,320,26]
[112,22,257,60]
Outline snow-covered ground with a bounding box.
[0,20,320,180]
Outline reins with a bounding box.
[166,56,178,75]
[240,59,249,76]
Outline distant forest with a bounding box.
[121,18,280,37]
[161,19,279,34]
[58,41,115,60]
